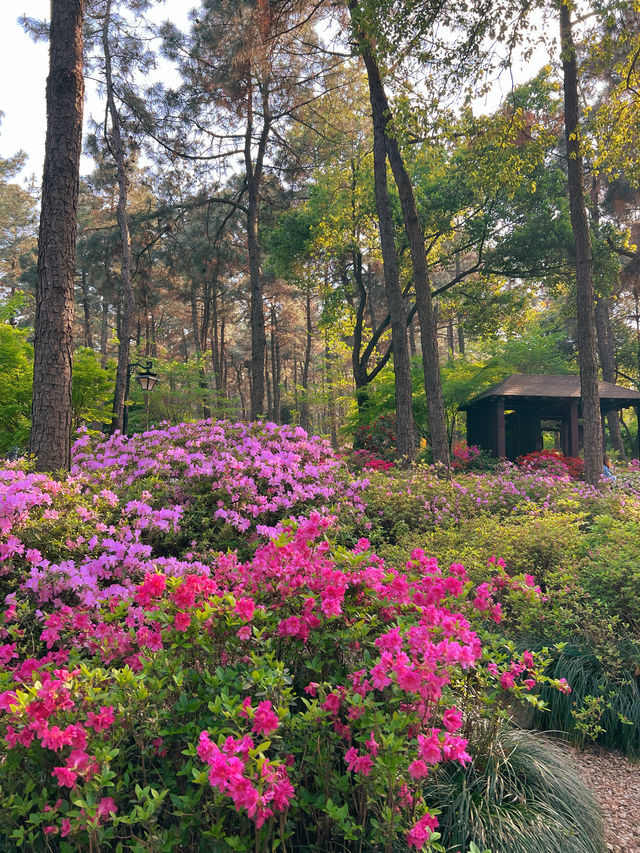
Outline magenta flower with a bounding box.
[252,701,280,736]
[173,611,191,631]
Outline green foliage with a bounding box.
[579,515,640,629]
[394,513,585,590]
[423,725,605,853]
[0,335,119,455]
[71,348,116,432]
[126,357,236,432]
[0,321,32,454]
[485,322,575,376]
[347,318,575,448]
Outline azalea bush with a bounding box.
[14,418,640,845]
[516,449,584,480]
[71,420,369,558]
[450,442,490,472]
[353,462,640,760]
[341,449,395,473]
[353,414,398,462]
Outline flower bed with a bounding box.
[0,423,569,851]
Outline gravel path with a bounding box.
[562,743,640,852]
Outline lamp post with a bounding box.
[123,360,160,435]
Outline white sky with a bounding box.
[0,1,49,178]
[0,0,193,183]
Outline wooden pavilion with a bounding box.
[459,374,640,460]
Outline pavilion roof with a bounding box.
[461,374,640,409]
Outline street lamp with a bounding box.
[123,360,160,434]
[134,361,160,393]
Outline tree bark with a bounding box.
[560,2,603,484]
[265,345,272,419]
[590,177,625,457]
[357,34,416,462]
[190,281,210,420]
[100,293,110,368]
[150,312,157,358]
[30,0,85,472]
[447,317,455,357]
[246,81,270,419]
[270,307,280,422]
[300,290,312,431]
[594,297,625,456]
[103,0,134,435]
[80,264,93,348]
[457,315,465,355]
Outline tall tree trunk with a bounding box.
[246,82,270,419]
[190,282,210,420]
[353,20,445,463]
[594,297,625,456]
[300,290,312,432]
[366,265,377,330]
[100,294,110,368]
[357,34,415,462]
[220,305,226,394]
[457,315,465,355]
[80,264,93,348]
[150,312,157,358]
[234,361,247,420]
[211,277,223,403]
[409,314,417,358]
[326,332,338,448]
[270,307,280,423]
[293,349,299,418]
[30,0,85,472]
[351,251,370,432]
[590,177,625,457]
[103,0,134,435]
[265,346,272,419]
[447,317,455,357]
[560,2,602,483]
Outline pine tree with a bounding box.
[30,0,85,472]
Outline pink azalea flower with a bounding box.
[174,611,191,631]
[252,701,280,736]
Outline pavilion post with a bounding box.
[493,398,506,458]
[568,400,580,457]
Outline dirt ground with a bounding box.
[562,742,640,853]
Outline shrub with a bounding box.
[579,515,640,628]
[355,463,612,552]
[1,420,634,847]
[377,513,585,592]
[71,421,369,558]
[341,448,395,472]
[450,442,496,472]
